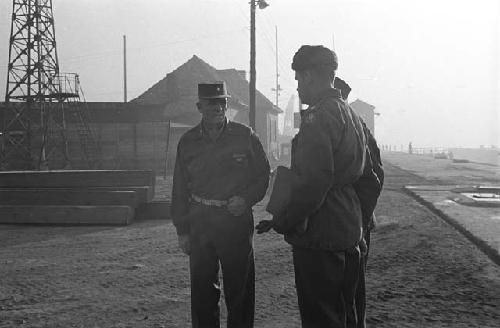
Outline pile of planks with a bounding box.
[0,170,156,225]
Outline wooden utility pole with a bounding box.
[123,35,127,103]
[249,1,269,129]
[249,1,256,130]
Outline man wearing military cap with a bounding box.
[258,46,375,327]
[171,81,270,328]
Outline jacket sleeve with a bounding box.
[368,130,384,188]
[353,147,381,230]
[274,108,339,232]
[171,140,190,236]
[237,133,270,207]
[354,124,383,230]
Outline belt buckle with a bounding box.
[192,195,227,208]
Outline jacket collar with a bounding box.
[195,117,229,139]
[308,88,342,109]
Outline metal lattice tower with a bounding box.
[1,0,99,170]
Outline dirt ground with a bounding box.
[1,153,500,327]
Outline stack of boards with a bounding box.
[0,170,163,226]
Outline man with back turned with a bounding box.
[258,45,375,327]
[335,76,384,328]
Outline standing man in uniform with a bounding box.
[257,45,373,327]
[171,82,270,328]
[335,77,384,328]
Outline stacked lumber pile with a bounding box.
[0,170,156,225]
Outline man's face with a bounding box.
[295,70,312,105]
[197,98,228,125]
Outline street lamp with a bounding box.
[257,0,269,9]
[249,0,269,130]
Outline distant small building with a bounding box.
[350,99,377,136]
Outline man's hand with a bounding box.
[359,237,368,256]
[227,196,247,216]
[256,220,273,234]
[178,234,190,255]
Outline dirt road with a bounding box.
[1,156,499,327]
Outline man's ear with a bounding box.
[303,70,313,85]
[196,102,202,113]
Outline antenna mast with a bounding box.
[271,25,282,108]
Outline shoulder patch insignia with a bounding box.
[304,112,316,124]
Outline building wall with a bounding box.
[63,122,189,174]
[255,109,268,154]
[67,111,276,174]
[3,104,275,172]
[352,107,375,136]
[233,106,277,157]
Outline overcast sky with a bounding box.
[0,0,498,148]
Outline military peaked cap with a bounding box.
[198,81,231,99]
[291,45,338,71]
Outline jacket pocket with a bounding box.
[231,152,249,167]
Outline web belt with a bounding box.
[191,194,228,207]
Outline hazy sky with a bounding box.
[0,0,498,148]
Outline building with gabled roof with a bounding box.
[132,55,282,157]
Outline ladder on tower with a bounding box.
[53,73,101,169]
[67,101,101,169]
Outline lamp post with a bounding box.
[249,0,269,130]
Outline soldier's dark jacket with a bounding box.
[334,76,383,232]
[274,88,370,251]
[353,121,384,231]
[171,120,270,235]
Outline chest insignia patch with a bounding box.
[233,153,248,163]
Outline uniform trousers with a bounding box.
[355,231,371,328]
[189,205,255,328]
[292,246,361,328]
